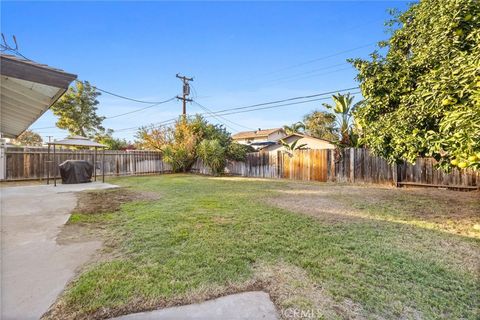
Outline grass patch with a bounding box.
[45,175,480,319]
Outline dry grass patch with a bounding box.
[267,183,480,238]
[254,262,370,320]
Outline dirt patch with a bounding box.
[57,188,159,250]
[74,188,160,215]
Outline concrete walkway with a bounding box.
[111,291,279,320]
[1,182,117,320]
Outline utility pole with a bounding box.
[176,73,193,117]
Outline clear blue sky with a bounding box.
[2,1,408,141]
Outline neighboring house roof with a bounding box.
[279,133,334,144]
[0,54,77,138]
[260,133,335,151]
[232,128,284,140]
[250,141,276,147]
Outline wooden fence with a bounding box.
[2,146,171,181]
[2,146,479,190]
[193,148,479,190]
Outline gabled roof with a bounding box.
[232,128,284,140]
[0,54,77,138]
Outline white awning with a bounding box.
[0,54,77,138]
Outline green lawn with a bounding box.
[46,174,479,319]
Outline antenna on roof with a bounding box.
[1,34,20,54]
[12,35,18,50]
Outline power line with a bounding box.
[33,87,361,134]
[200,86,358,115]
[105,97,177,119]
[113,117,178,132]
[265,63,350,83]
[192,101,254,132]
[197,92,361,118]
[0,48,172,106]
[77,80,173,104]
[263,67,355,87]
[259,42,376,77]
[193,102,237,132]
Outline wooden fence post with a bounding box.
[329,149,336,182]
[350,148,355,183]
[392,162,398,187]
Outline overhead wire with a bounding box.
[105,97,177,119]
[196,92,361,118]
[192,101,254,132]
[33,87,362,134]
[259,42,376,77]
[199,86,358,116]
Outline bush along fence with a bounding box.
[1,146,171,181]
[2,146,478,190]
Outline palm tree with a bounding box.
[322,93,361,146]
[279,139,307,156]
[283,121,306,134]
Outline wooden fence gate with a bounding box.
[279,149,328,182]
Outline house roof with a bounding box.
[260,133,335,151]
[280,133,334,144]
[0,54,77,138]
[232,128,284,140]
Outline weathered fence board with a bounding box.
[2,146,171,180]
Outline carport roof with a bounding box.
[0,54,77,138]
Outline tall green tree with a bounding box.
[349,0,480,170]
[14,130,43,146]
[51,81,106,138]
[322,93,361,147]
[303,110,338,141]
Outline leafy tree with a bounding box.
[322,93,361,147]
[14,130,43,146]
[51,81,106,138]
[197,139,226,175]
[136,115,248,173]
[349,0,480,170]
[162,118,199,172]
[95,132,130,150]
[283,121,305,134]
[303,110,338,141]
[135,125,172,151]
[226,142,253,161]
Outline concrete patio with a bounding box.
[1,182,117,320]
